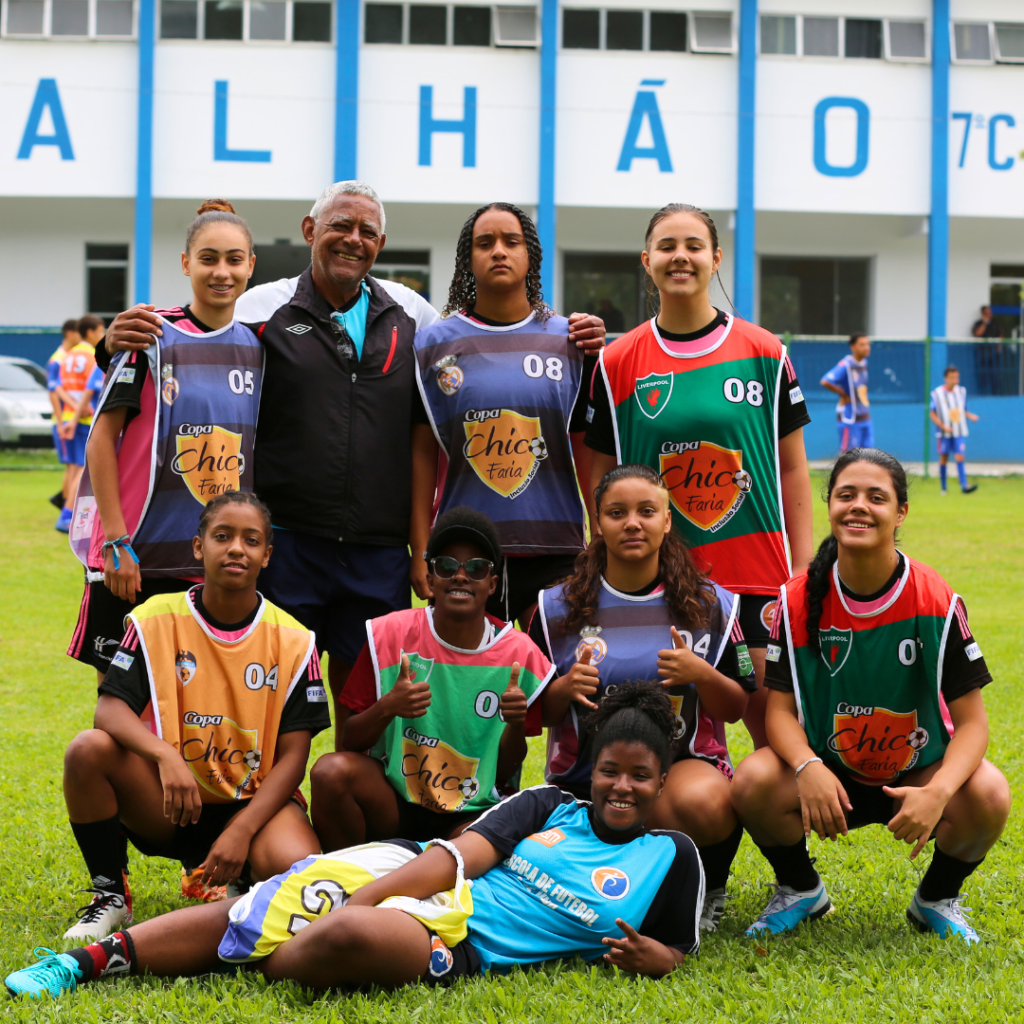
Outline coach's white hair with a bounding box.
[309,181,386,233]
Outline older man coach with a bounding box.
[100,181,605,748]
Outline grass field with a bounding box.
[1,457,1023,1022]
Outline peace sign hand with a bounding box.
[499,662,528,726]
[602,918,680,977]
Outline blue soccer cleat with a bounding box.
[907,889,979,945]
[746,879,831,937]
[5,948,83,999]
[55,507,73,533]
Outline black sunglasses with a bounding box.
[429,556,494,581]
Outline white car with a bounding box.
[0,356,56,445]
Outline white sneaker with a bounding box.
[699,886,728,932]
[62,888,132,943]
[907,888,979,945]
[746,879,831,936]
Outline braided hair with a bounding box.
[442,202,552,321]
[588,679,675,773]
[197,490,272,538]
[561,464,714,633]
[806,448,909,652]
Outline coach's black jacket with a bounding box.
[240,268,427,545]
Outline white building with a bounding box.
[1,0,1022,344]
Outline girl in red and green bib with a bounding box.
[586,204,813,749]
[732,449,1009,945]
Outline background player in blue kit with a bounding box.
[930,366,979,495]
[6,683,703,998]
[821,333,872,452]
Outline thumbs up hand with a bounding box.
[499,661,528,726]
[657,626,702,688]
[559,642,601,711]
[386,653,432,719]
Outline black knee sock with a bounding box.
[756,838,820,892]
[69,815,127,894]
[698,824,744,890]
[918,846,984,902]
[66,931,137,982]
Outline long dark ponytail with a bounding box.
[806,448,909,652]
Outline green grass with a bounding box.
[1,470,1022,1021]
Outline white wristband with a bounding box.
[794,756,823,778]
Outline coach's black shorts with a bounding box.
[258,531,410,666]
[68,576,193,671]
[395,799,479,843]
[487,552,581,626]
[737,593,779,649]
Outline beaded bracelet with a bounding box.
[101,534,140,571]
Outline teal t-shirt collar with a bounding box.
[330,281,371,361]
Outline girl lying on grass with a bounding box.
[732,448,1010,944]
[7,682,704,998]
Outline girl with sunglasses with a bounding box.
[309,507,554,850]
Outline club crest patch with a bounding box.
[660,441,752,533]
[462,408,547,499]
[819,627,852,676]
[591,867,630,900]
[175,649,197,685]
[634,372,673,420]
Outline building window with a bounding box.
[158,0,329,40]
[760,15,927,63]
[85,244,129,320]
[563,253,646,336]
[2,0,135,37]
[995,23,1024,63]
[760,257,869,337]
[560,9,729,53]
[372,250,431,302]
[952,22,993,63]
[367,3,503,45]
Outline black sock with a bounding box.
[67,931,137,982]
[919,846,984,902]
[698,824,744,890]
[69,815,127,894]
[756,838,820,892]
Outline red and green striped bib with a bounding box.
[367,608,554,814]
[598,316,789,593]
[778,558,956,783]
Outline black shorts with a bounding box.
[68,576,194,671]
[421,933,482,986]
[257,531,410,665]
[395,799,479,843]
[827,764,900,830]
[122,801,246,866]
[487,552,581,626]
[737,593,779,649]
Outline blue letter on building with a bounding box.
[617,82,672,173]
[214,81,271,163]
[17,78,75,160]
[988,114,1015,171]
[813,97,869,177]
[418,86,477,167]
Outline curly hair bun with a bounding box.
[196,199,236,215]
[588,679,675,771]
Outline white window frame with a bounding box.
[2,0,137,37]
[757,13,797,57]
[993,22,1024,65]
[362,2,535,48]
[950,20,995,65]
[155,0,331,42]
[883,18,929,63]
[688,9,734,54]
[493,4,535,46]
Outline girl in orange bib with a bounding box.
[58,492,330,944]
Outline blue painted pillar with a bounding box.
[537,0,558,304]
[928,0,950,358]
[334,0,360,180]
[133,0,155,304]
[734,0,757,321]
